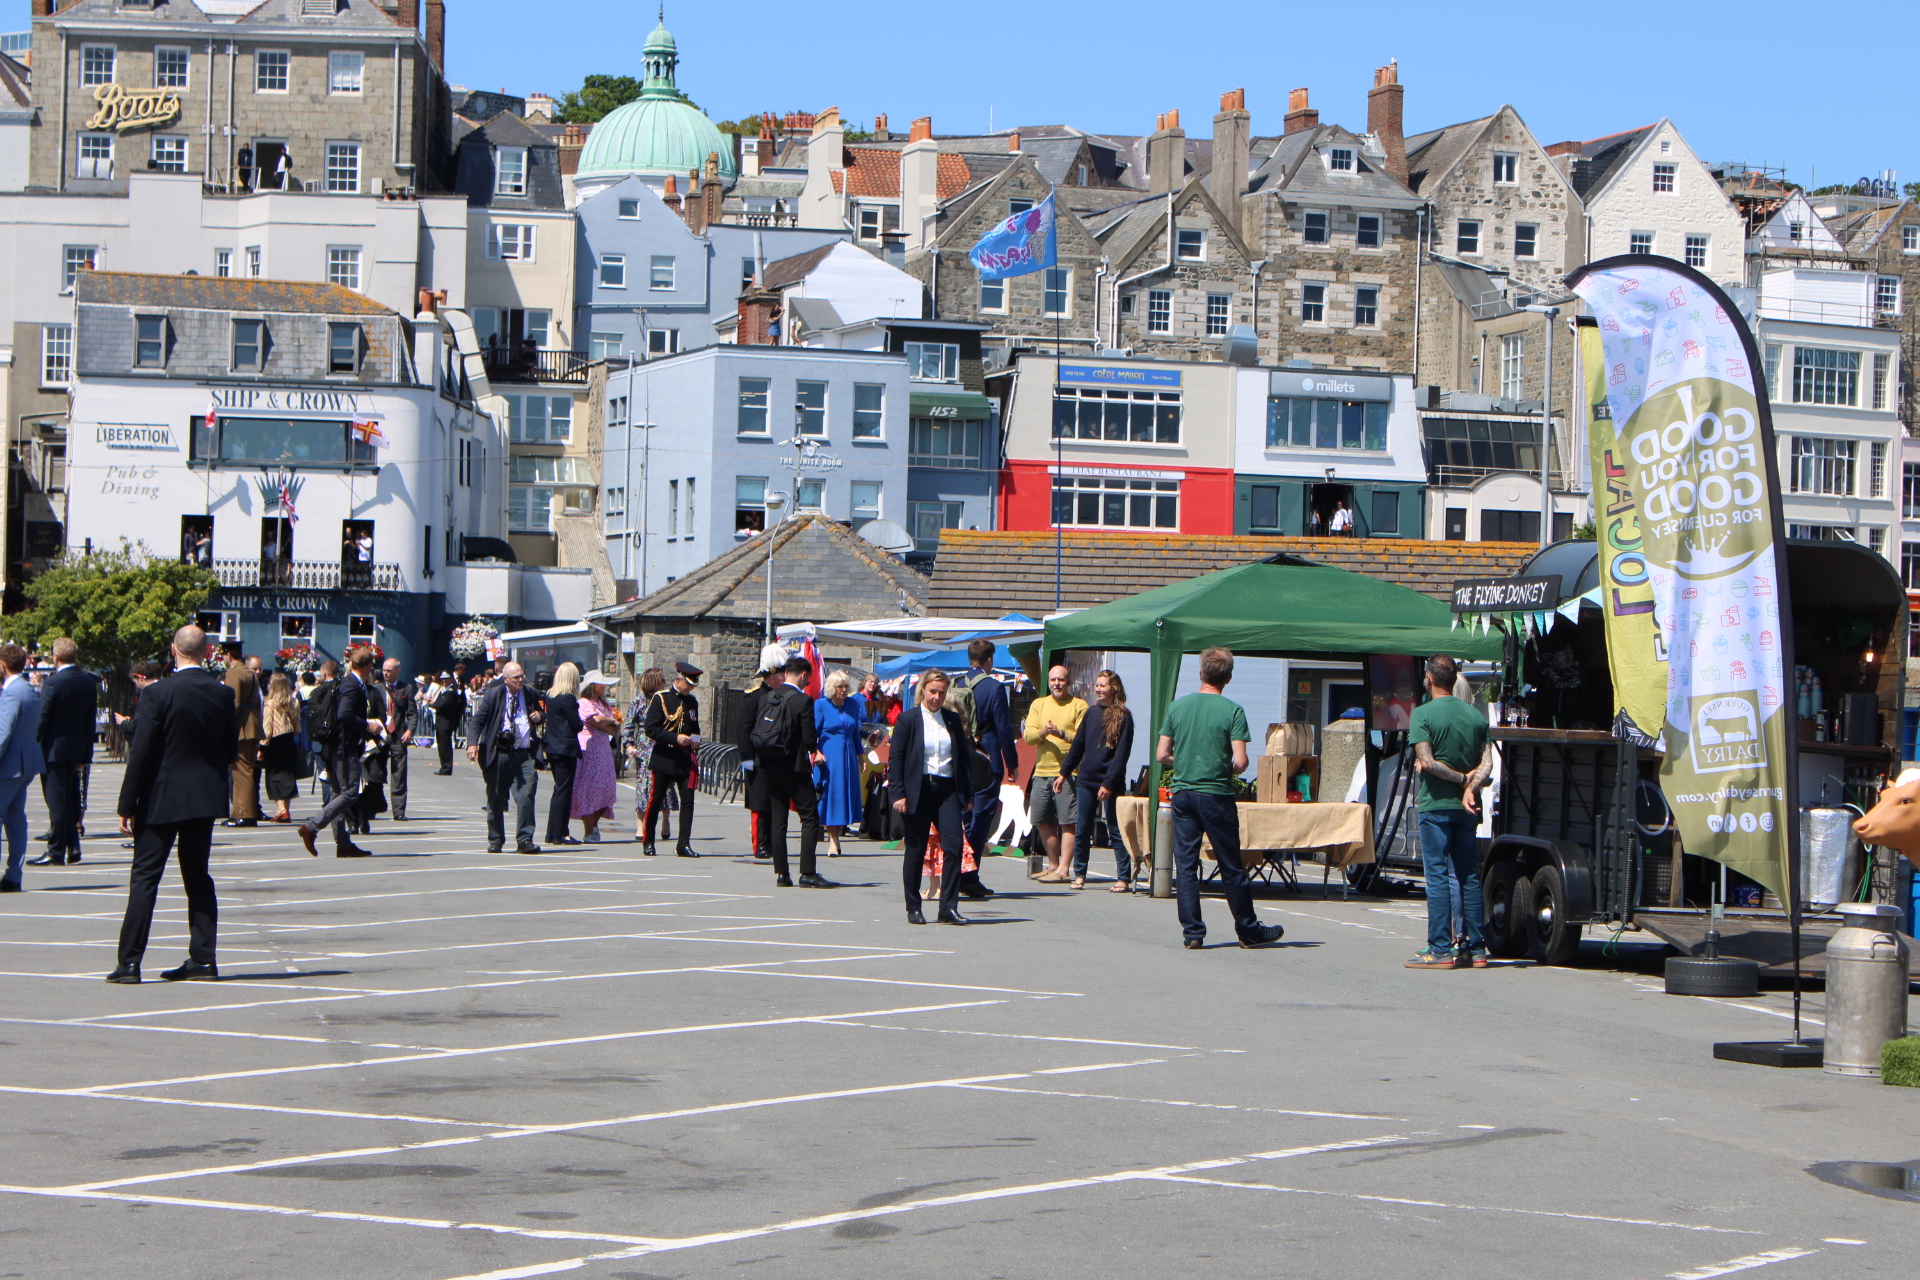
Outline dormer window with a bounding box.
[1328,147,1354,173]
[495,147,527,196]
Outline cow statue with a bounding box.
[1852,768,1920,869]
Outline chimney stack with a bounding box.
[737,284,781,346]
[901,116,938,253]
[661,174,682,216]
[873,113,888,141]
[423,0,445,69]
[1543,140,1582,157]
[1211,88,1250,212]
[1283,88,1318,134]
[1008,132,1021,153]
[799,106,844,230]
[31,0,53,14]
[392,0,419,30]
[1367,62,1407,185]
[1146,108,1184,195]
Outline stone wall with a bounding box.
[1245,196,1419,371]
[1112,197,1256,362]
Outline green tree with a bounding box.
[553,75,644,124]
[2,542,216,674]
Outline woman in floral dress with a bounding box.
[626,668,667,842]
[571,671,619,842]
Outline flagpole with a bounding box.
[1052,187,1062,614]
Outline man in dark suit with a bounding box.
[735,645,787,861]
[380,658,414,820]
[297,646,380,859]
[432,670,461,775]
[542,670,582,846]
[887,670,978,925]
[957,638,1016,898]
[753,654,835,889]
[33,637,97,867]
[109,625,239,982]
[222,648,262,827]
[0,642,43,893]
[467,661,544,854]
[642,661,702,857]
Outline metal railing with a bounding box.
[481,349,597,384]
[210,559,404,591]
[1757,297,1877,328]
[695,741,742,806]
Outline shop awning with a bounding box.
[909,391,994,420]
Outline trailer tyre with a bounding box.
[1481,861,1531,959]
[1526,864,1583,966]
[1663,955,1761,997]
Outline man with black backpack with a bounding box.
[750,655,835,888]
[947,638,1015,898]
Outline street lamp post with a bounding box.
[1517,304,1560,548]
[762,488,788,640]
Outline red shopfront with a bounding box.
[999,459,1235,536]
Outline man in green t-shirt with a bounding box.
[1406,654,1493,968]
[1155,647,1285,951]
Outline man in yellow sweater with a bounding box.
[1024,665,1087,884]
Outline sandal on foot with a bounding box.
[1109,881,1133,893]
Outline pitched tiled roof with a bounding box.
[1404,114,1494,195]
[610,515,930,624]
[829,147,972,199]
[1246,124,1419,205]
[927,531,1538,615]
[0,53,27,109]
[761,242,839,290]
[1573,124,1656,199]
[74,271,396,316]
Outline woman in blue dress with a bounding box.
[813,669,867,857]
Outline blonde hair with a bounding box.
[549,662,581,696]
[824,668,853,697]
[916,670,950,708]
[264,672,298,738]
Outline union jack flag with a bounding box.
[278,475,299,523]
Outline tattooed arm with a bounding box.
[1412,740,1468,786]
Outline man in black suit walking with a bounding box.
[467,661,544,854]
[109,625,239,983]
[297,646,381,859]
[380,658,414,821]
[34,637,97,867]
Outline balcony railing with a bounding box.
[481,349,596,384]
[1757,297,1876,328]
[211,559,404,591]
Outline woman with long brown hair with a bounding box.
[261,671,303,823]
[626,668,667,846]
[885,671,978,924]
[1060,668,1137,890]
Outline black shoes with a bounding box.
[516,843,543,855]
[338,846,373,858]
[27,851,70,866]
[906,909,926,925]
[1238,924,1286,949]
[775,875,793,887]
[675,846,698,858]
[161,960,218,981]
[1184,938,1205,950]
[797,874,836,888]
[433,768,452,776]
[297,825,320,857]
[641,844,657,857]
[105,963,139,983]
[960,884,994,900]
[551,835,582,846]
[223,818,258,828]
[937,910,969,926]
[486,843,505,853]
[0,880,22,893]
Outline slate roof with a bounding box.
[1246,125,1419,206]
[927,531,1538,615]
[1404,114,1495,195]
[0,53,27,110]
[75,271,397,317]
[458,111,553,152]
[1571,124,1656,199]
[609,515,930,624]
[1831,201,1913,253]
[760,242,839,290]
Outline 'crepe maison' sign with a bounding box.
[83,84,183,133]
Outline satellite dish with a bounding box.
[858,518,916,555]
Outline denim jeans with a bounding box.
[1171,790,1263,943]
[1070,783,1131,882]
[1419,808,1484,955]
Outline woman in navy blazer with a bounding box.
[886,671,978,924]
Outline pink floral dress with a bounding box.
[571,697,617,821]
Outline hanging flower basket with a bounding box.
[450,620,498,661]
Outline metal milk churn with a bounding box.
[1822,903,1910,1077]
[1800,803,1864,908]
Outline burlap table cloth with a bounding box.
[1114,798,1375,869]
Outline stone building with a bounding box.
[28,0,453,196]
[1827,199,1919,431]
[1547,119,1743,288]
[1093,175,1257,363]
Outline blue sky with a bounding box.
[448,1,1916,189]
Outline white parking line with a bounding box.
[1665,1247,1819,1278]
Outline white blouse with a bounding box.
[920,707,953,777]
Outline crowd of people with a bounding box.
[0,618,1498,980]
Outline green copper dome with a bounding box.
[576,17,737,184]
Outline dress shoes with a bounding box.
[797,873,836,888]
[486,843,505,853]
[960,884,994,900]
[675,846,698,858]
[35,830,52,841]
[297,824,320,857]
[223,818,258,828]
[1237,923,1286,949]
[906,909,926,925]
[516,843,543,855]
[27,851,69,866]
[104,963,139,983]
[641,844,657,857]
[433,768,452,776]
[551,835,582,846]
[0,879,22,893]
[775,874,793,887]
[936,910,969,926]
[161,960,218,982]
[338,846,373,858]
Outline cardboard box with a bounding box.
[1266,723,1316,757]
[1257,754,1319,804]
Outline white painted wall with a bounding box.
[1584,120,1743,286]
[788,241,923,325]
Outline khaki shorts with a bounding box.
[1027,772,1077,826]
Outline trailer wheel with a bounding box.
[1481,861,1531,959]
[1526,865,1582,966]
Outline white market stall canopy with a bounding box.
[777,616,1049,655]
